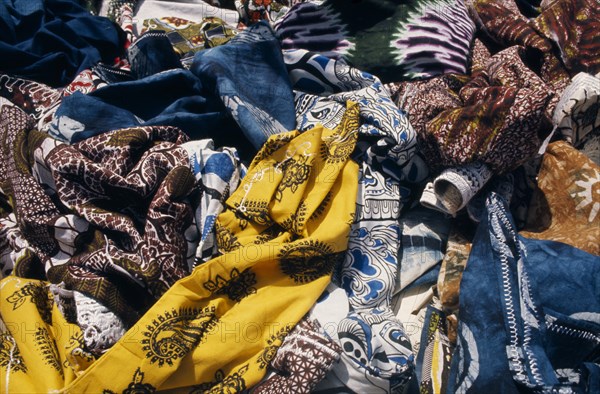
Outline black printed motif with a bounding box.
[279,240,344,283]
[5,282,53,324]
[141,306,218,367]
[235,200,271,226]
[215,223,242,253]
[34,327,63,376]
[0,332,27,373]
[191,364,249,394]
[280,201,308,235]
[203,268,257,302]
[312,192,332,220]
[257,323,294,369]
[122,368,156,394]
[276,155,311,202]
[253,225,284,245]
[250,132,296,167]
[189,369,227,393]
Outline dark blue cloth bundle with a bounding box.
[0,0,126,87]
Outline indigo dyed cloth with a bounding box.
[127,30,182,79]
[274,0,475,82]
[191,22,296,149]
[397,207,450,292]
[48,22,295,158]
[448,192,600,393]
[0,0,126,87]
[415,305,454,394]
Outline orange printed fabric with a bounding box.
[521,141,600,255]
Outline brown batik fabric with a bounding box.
[531,0,600,77]
[521,141,600,255]
[469,39,492,75]
[392,74,466,137]
[0,105,199,325]
[419,46,555,174]
[468,0,598,89]
[253,317,341,394]
[0,105,63,276]
[468,0,553,54]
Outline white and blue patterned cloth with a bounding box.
[289,49,429,393]
[181,139,246,266]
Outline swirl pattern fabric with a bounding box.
[288,51,428,392]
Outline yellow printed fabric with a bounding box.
[0,102,360,392]
[0,277,97,393]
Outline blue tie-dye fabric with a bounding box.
[448,192,600,393]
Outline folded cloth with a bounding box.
[397,207,450,292]
[0,277,98,392]
[468,0,598,92]
[530,0,600,76]
[287,49,429,189]
[1,105,199,324]
[521,141,600,255]
[436,226,472,311]
[392,74,466,137]
[0,73,63,132]
[140,16,238,60]
[448,192,600,393]
[580,132,599,166]
[236,0,291,25]
[466,172,514,223]
[274,0,475,82]
[433,161,493,216]
[48,283,127,356]
[415,304,454,394]
[191,22,296,150]
[0,0,126,87]
[126,30,183,79]
[180,139,246,266]
[71,291,127,356]
[420,181,451,216]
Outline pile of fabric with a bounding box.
[0,0,598,392]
